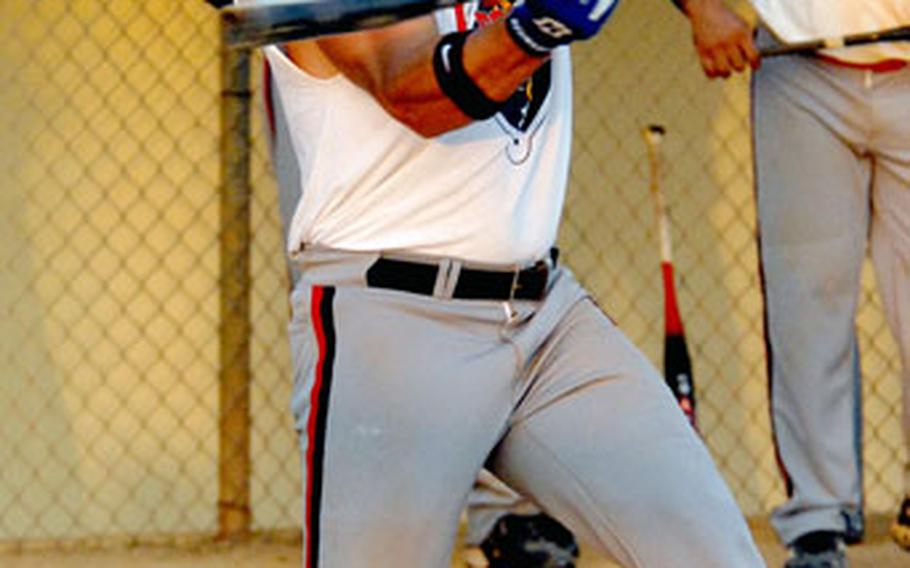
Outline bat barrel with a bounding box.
[222,0,459,49]
[759,25,910,58]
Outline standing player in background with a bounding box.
[679,0,910,566]
[262,49,578,567]
[252,0,765,566]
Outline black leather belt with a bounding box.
[365,250,556,301]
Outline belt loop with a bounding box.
[446,261,462,298]
[433,258,453,298]
[445,260,463,299]
[434,259,463,299]
[508,266,521,301]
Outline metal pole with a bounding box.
[216,15,253,541]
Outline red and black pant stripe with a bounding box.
[305,286,336,567]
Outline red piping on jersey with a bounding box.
[455,3,467,32]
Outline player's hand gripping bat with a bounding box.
[643,125,696,429]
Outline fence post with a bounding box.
[216,19,253,541]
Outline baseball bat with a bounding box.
[759,24,910,58]
[221,0,460,49]
[643,124,696,429]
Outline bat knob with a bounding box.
[643,124,665,145]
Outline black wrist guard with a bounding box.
[432,32,505,121]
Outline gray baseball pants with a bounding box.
[287,247,763,567]
[754,34,910,545]
[263,59,538,546]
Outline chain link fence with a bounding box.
[0,0,904,549]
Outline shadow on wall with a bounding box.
[0,0,225,540]
[0,7,81,539]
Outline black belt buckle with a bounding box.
[452,260,549,301]
[513,259,549,300]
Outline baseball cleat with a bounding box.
[840,510,864,545]
[480,513,579,568]
[784,531,847,568]
[891,496,910,551]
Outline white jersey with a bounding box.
[265,2,573,265]
[752,0,910,63]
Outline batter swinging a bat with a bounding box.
[249,6,578,563]
[242,0,763,565]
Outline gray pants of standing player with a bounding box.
[287,247,763,567]
[754,33,910,545]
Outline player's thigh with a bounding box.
[870,67,910,272]
[490,324,761,566]
[870,82,910,372]
[753,60,872,346]
[289,285,515,567]
[753,58,871,249]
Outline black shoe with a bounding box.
[480,513,579,568]
[892,496,910,551]
[784,531,847,568]
[840,510,864,545]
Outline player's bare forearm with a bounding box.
[680,0,759,78]
[289,14,547,137]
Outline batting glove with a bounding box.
[507,0,621,56]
